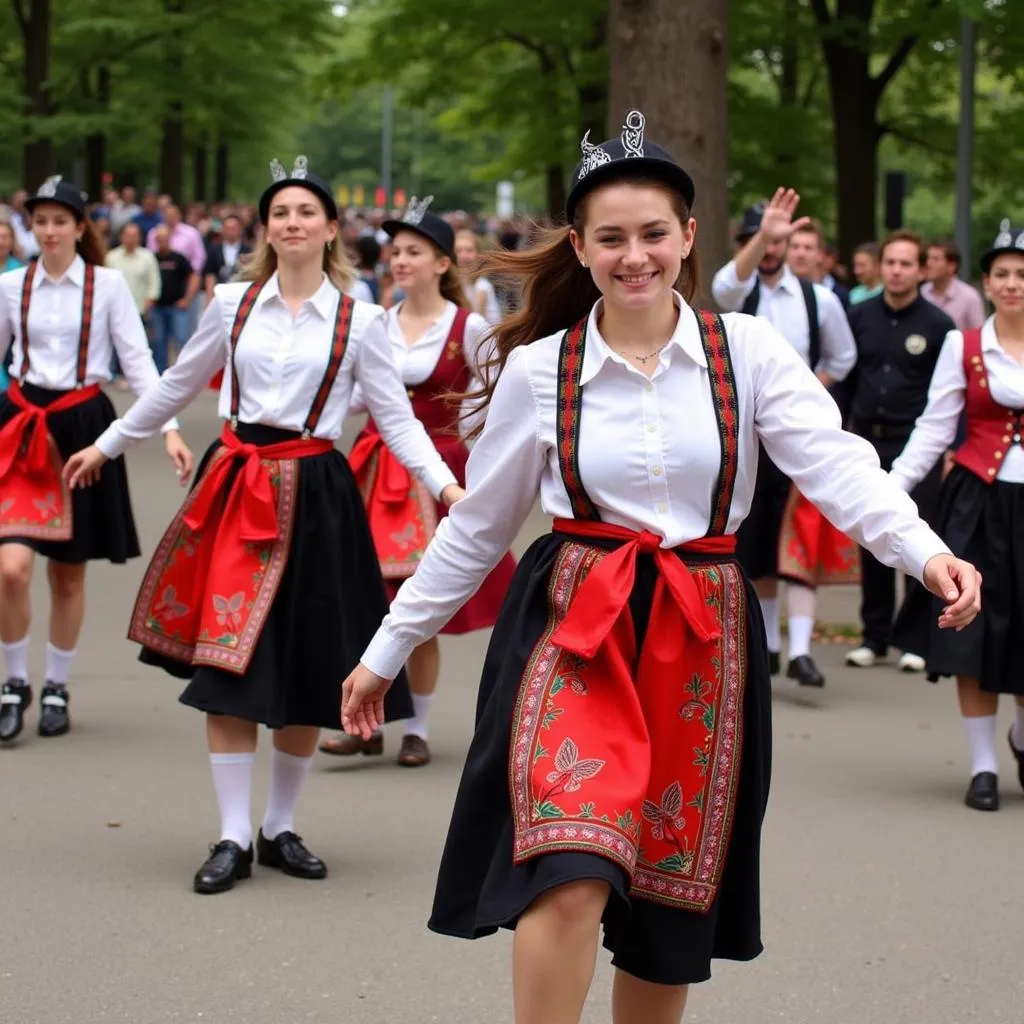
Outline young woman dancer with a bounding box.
[892,221,1024,812]
[455,228,502,323]
[320,200,515,766]
[0,176,190,743]
[340,115,981,1023]
[63,158,463,893]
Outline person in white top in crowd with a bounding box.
[319,201,515,767]
[711,197,858,689]
[339,112,979,1024]
[455,228,503,324]
[106,221,161,321]
[0,176,190,745]
[63,157,464,896]
[890,222,1024,813]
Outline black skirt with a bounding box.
[0,382,140,564]
[735,444,789,582]
[893,465,1024,695]
[139,423,413,729]
[427,532,772,986]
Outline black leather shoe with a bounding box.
[37,683,70,737]
[0,679,32,742]
[1008,730,1024,793]
[787,655,825,688]
[964,771,999,811]
[257,829,327,879]
[193,840,253,894]
[767,650,781,676]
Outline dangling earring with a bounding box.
[326,239,333,251]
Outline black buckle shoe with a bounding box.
[257,829,327,879]
[0,679,32,742]
[767,650,781,676]
[1007,730,1024,793]
[787,655,826,688]
[37,683,70,737]
[964,771,999,812]
[193,840,254,894]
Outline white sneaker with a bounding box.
[898,652,926,673]
[845,646,877,667]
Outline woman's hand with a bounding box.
[758,187,812,245]
[923,554,982,631]
[441,483,466,506]
[164,430,193,486]
[341,664,394,738]
[63,445,108,489]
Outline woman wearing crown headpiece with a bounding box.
[0,176,191,746]
[63,157,465,894]
[338,112,980,1020]
[318,196,516,767]
[891,220,1024,813]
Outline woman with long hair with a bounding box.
[891,221,1024,812]
[0,219,24,271]
[339,115,980,1022]
[455,228,502,324]
[63,157,464,894]
[320,201,515,767]
[0,176,191,745]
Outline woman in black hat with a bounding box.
[63,157,464,894]
[0,175,191,745]
[319,197,516,767]
[339,111,981,1020]
[891,220,1024,813]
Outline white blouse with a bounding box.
[94,273,459,500]
[891,316,1024,489]
[0,255,177,431]
[361,294,949,679]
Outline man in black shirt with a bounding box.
[152,224,199,373]
[203,213,252,301]
[845,229,955,671]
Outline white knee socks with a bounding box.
[758,598,781,653]
[1,636,30,682]
[787,585,817,659]
[963,715,999,777]
[45,642,75,686]
[209,752,255,849]
[261,749,313,840]
[406,693,435,740]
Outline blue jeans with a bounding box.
[150,305,190,374]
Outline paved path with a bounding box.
[1,392,1018,1023]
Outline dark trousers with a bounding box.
[854,422,943,654]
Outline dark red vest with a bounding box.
[953,327,1024,484]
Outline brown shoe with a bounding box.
[318,731,383,757]
[397,734,431,767]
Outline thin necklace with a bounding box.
[616,342,669,364]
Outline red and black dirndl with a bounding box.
[349,306,516,631]
[427,311,772,985]
[129,285,412,728]
[0,262,140,564]
[894,328,1024,695]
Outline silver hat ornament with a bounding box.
[402,195,435,226]
[577,130,612,181]
[268,156,310,183]
[38,175,63,198]
[269,159,287,183]
[621,110,646,159]
[994,218,1013,248]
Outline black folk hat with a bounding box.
[734,202,767,241]
[980,218,1024,274]
[258,156,338,224]
[564,110,696,224]
[383,197,456,261]
[24,175,88,221]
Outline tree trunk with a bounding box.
[776,0,800,182]
[577,15,609,144]
[193,142,208,202]
[160,107,184,201]
[84,65,111,201]
[215,142,230,201]
[608,0,729,306]
[546,164,567,221]
[19,0,53,189]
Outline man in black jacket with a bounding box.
[845,229,955,671]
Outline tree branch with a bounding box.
[801,55,823,108]
[502,31,554,73]
[10,0,27,38]
[871,0,943,99]
[808,0,832,31]
[878,120,953,157]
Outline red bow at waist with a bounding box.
[348,425,411,507]
[549,518,737,664]
[0,381,101,483]
[185,423,333,542]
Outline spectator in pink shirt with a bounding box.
[145,204,206,275]
[922,239,986,331]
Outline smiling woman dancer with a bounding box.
[892,221,1024,813]
[0,175,190,745]
[338,114,981,1024]
[63,157,463,895]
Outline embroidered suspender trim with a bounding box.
[696,310,739,536]
[302,293,354,437]
[226,282,353,437]
[556,318,601,521]
[18,261,95,387]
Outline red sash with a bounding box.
[0,260,98,541]
[128,285,355,674]
[777,487,860,586]
[509,308,748,912]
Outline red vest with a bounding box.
[952,328,1024,484]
